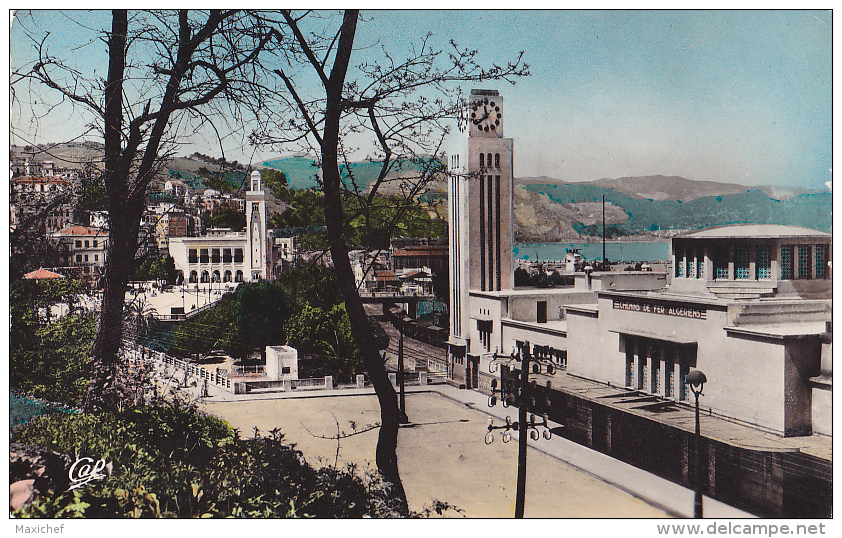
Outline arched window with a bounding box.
[189,270,198,283]
[495,153,500,168]
[224,270,232,282]
[486,153,492,167]
[235,270,244,282]
[212,270,221,283]
[479,153,484,167]
[201,270,210,283]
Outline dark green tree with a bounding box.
[234,280,291,354]
[205,207,246,231]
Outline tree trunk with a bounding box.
[320,10,409,515]
[84,9,129,412]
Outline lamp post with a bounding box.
[686,369,707,519]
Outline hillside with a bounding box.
[515,177,831,242]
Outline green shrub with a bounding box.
[12,404,402,518]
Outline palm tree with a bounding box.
[123,295,158,351]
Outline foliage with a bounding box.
[205,207,246,231]
[286,304,360,382]
[513,266,570,288]
[132,256,177,283]
[268,188,325,228]
[260,168,289,198]
[170,293,250,358]
[345,194,446,249]
[10,279,94,405]
[12,405,404,518]
[234,280,292,352]
[75,174,107,213]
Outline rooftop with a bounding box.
[680,224,831,239]
[54,225,106,236]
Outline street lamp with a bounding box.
[686,369,707,519]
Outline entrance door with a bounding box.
[466,356,480,389]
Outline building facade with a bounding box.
[447,89,515,385]
[169,171,270,284]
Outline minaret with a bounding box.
[447,89,515,358]
[245,170,267,281]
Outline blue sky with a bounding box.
[10,10,832,190]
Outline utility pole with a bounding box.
[514,346,530,518]
[398,310,408,423]
[602,194,606,266]
[486,342,554,518]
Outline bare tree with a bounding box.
[12,10,276,410]
[252,9,528,513]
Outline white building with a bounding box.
[265,345,299,380]
[446,90,832,438]
[169,171,270,284]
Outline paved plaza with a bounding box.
[205,392,671,518]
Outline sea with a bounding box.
[513,241,670,263]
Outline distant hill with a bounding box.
[518,174,818,202]
[514,176,831,242]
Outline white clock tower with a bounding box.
[447,89,515,387]
[245,170,267,280]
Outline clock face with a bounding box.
[469,98,502,133]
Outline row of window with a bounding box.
[188,269,244,283]
[675,244,829,280]
[624,336,692,401]
[75,254,100,263]
[75,239,100,248]
[478,153,502,169]
[188,248,244,264]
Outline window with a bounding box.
[675,252,684,277]
[200,249,209,264]
[75,254,82,262]
[75,240,82,248]
[486,153,492,167]
[189,271,198,283]
[189,249,198,263]
[84,254,89,262]
[815,244,829,279]
[479,153,484,168]
[780,245,794,279]
[797,245,812,280]
[201,271,210,283]
[223,248,232,263]
[94,255,98,261]
[234,248,244,263]
[282,367,291,375]
[756,246,771,279]
[696,256,704,279]
[714,250,728,280]
[665,362,674,398]
[688,253,696,279]
[477,320,492,352]
[537,301,547,324]
[84,240,90,248]
[93,240,98,248]
[212,249,221,263]
[735,247,751,279]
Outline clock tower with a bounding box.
[245,170,267,281]
[447,89,514,383]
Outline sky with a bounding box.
[9,9,833,191]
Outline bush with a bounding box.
[12,404,403,518]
